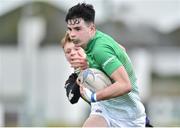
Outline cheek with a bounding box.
[83,34,90,42]
[65,54,70,61]
[79,32,87,39]
[79,30,88,37]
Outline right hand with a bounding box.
[79,85,97,103]
[70,51,88,70]
[77,79,97,103]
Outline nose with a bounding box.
[69,30,76,39]
[70,50,76,56]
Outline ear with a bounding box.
[89,23,96,33]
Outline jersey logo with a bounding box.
[102,56,116,69]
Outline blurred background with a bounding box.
[0,0,180,127]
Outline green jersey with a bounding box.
[85,30,145,119]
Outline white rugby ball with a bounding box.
[77,68,112,92]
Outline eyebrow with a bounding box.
[67,27,72,30]
[68,25,81,30]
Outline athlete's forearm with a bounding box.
[96,66,132,101]
[96,81,131,101]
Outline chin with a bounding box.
[75,44,82,47]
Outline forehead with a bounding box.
[64,42,74,49]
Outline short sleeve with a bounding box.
[94,44,123,76]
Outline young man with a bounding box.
[65,3,146,127]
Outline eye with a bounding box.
[75,47,80,51]
[75,27,81,31]
[65,49,71,54]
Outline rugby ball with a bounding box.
[77,68,112,92]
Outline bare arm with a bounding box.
[95,66,132,101]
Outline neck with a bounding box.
[83,30,96,49]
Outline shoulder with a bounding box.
[93,31,113,49]
[95,30,115,43]
[93,30,126,53]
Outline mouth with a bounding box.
[72,39,80,45]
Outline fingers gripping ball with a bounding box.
[77,68,112,92]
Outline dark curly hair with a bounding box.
[65,3,95,23]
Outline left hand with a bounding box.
[79,85,97,103]
[64,73,81,104]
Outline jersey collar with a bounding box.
[85,30,101,53]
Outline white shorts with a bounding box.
[90,102,146,127]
